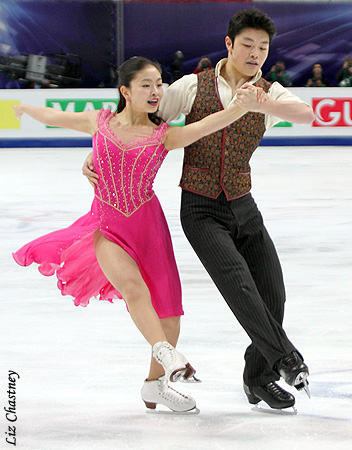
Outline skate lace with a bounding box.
[267,382,291,398]
[155,342,177,365]
[281,352,297,367]
[158,382,191,405]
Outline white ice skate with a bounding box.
[179,373,202,383]
[152,341,196,383]
[141,376,199,414]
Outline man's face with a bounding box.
[313,64,322,75]
[225,28,270,79]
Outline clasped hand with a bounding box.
[235,83,269,111]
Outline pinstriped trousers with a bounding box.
[180,190,297,387]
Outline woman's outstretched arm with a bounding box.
[12,105,99,135]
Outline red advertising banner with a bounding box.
[312,98,352,127]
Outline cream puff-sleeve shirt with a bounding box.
[159,58,306,129]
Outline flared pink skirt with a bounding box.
[13,196,183,318]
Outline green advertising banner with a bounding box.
[46,99,118,127]
[274,121,293,128]
[47,99,118,111]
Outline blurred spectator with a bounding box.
[170,50,184,82]
[305,63,329,87]
[264,60,292,87]
[193,56,212,74]
[4,79,21,89]
[338,66,352,87]
[0,74,6,88]
[336,55,352,86]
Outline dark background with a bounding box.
[0,0,351,88]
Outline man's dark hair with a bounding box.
[227,8,276,45]
[200,58,211,70]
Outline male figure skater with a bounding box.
[84,9,313,411]
[158,8,313,411]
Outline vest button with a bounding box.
[225,151,229,156]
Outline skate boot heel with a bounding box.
[183,363,196,380]
[243,383,261,405]
[170,367,186,382]
[179,364,202,383]
[152,341,197,384]
[144,401,156,410]
[276,351,310,398]
[246,392,261,405]
[294,372,310,398]
[171,363,196,382]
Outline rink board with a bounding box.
[1,87,352,147]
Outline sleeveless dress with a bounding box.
[13,109,183,319]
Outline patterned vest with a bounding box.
[180,69,271,200]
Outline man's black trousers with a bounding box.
[180,190,297,386]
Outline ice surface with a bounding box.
[1,146,351,449]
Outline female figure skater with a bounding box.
[12,56,265,413]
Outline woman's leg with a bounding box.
[147,316,181,380]
[94,231,193,384]
[94,230,167,345]
[94,231,196,411]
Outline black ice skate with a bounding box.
[276,351,310,398]
[244,381,296,411]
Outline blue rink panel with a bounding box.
[0,138,93,148]
[1,137,352,148]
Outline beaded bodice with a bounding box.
[93,109,170,217]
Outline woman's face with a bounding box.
[123,65,164,114]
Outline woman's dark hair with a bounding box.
[117,56,163,125]
[227,8,276,46]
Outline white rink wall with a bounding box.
[1,87,352,146]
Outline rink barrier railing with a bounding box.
[1,136,352,148]
[1,87,352,146]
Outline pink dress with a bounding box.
[13,109,183,318]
